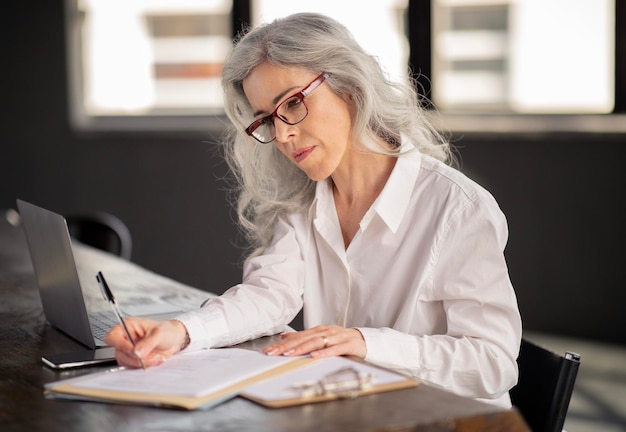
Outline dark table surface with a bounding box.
[0,218,529,432]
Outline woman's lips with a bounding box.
[292,146,315,163]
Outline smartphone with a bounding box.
[42,347,117,370]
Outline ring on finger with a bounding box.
[321,335,329,349]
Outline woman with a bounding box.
[105,13,522,408]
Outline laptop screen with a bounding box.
[17,199,97,349]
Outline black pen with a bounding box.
[96,271,146,370]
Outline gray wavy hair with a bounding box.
[220,13,451,258]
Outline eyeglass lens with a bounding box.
[251,95,308,143]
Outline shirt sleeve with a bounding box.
[175,216,305,351]
[358,190,522,403]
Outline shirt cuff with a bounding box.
[175,306,230,352]
[356,327,422,377]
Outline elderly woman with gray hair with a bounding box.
[106,13,522,408]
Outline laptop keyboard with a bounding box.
[89,311,118,341]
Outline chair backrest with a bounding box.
[65,212,132,260]
[510,338,581,432]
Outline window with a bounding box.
[411,0,626,133]
[432,0,614,114]
[66,0,234,131]
[67,0,625,133]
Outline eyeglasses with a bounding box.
[245,72,330,144]
[289,366,373,399]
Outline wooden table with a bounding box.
[0,219,529,431]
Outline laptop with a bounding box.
[16,199,209,350]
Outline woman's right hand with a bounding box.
[104,318,188,368]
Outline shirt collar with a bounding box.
[369,146,421,233]
[313,139,422,234]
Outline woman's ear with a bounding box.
[341,92,357,119]
[341,92,354,103]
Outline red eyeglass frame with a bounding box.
[245,72,331,143]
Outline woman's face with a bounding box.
[242,63,355,181]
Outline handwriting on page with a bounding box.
[72,348,295,397]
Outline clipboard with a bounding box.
[241,356,419,408]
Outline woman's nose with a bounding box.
[274,119,297,143]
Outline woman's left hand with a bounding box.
[262,325,366,359]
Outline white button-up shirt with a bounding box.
[178,149,522,408]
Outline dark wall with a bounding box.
[457,133,626,345]
[2,2,625,345]
[1,2,243,295]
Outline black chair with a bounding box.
[66,212,133,260]
[510,338,581,432]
